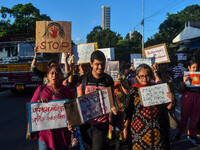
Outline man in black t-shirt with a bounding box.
[77,50,117,150]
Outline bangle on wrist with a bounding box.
[33,56,37,59]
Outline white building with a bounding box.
[102,6,110,30]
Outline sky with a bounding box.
[0,0,199,45]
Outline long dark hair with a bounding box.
[43,22,65,38]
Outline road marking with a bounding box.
[175,108,181,114]
[0,90,9,95]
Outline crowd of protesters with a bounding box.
[27,48,200,150]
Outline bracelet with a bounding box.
[33,56,37,59]
[123,128,127,131]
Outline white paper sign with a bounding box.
[139,83,170,107]
[143,44,170,63]
[99,48,115,61]
[28,99,68,132]
[77,43,95,64]
[184,71,200,87]
[130,54,142,63]
[76,88,111,123]
[133,58,152,69]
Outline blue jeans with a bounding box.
[38,140,68,150]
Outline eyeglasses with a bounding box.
[137,75,150,79]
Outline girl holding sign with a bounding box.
[175,60,200,146]
[123,64,174,150]
[28,65,73,150]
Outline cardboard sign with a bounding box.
[99,48,115,61]
[133,58,152,69]
[139,83,170,107]
[28,99,68,132]
[36,21,71,53]
[105,61,119,81]
[142,43,170,64]
[177,53,187,61]
[130,54,142,63]
[184,71,200,87]
[64,87,114,125]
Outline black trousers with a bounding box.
[80,122,109,150]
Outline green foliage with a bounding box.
[0,3,51,36]
[145,4,200,48]
[115,30,142,61]
[86,26,122,48]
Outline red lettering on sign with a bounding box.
[41,42,46,49]
[53,42,59,49]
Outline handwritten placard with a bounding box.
[130,54,142,63]
[36,21,71,53]
[28,99,68,132]
[76,43,96,64]
[142,43,170,64]
[99,48,115,61]
[139,83,170,107]
[133,58,152,69]
[64,87,114,125]
[105,61,119,81]
[184,71,200,87]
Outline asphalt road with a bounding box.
[0,90,199,150]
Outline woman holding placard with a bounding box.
[175,60,200,146]
[123,64,174,150]
[27,65,72,150]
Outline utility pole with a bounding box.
[142,0,144,49]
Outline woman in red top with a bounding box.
[28,65,72,150]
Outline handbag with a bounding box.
[168,109,179,129]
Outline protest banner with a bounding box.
[99,48,115,61]
[28,99,68,132]
[130,54,142,64]
[139,83,170,107]
[133,58,152,69]
[142,43,170,64]
[75,43,97,64]
[105,61,119,81]
[184,71,200,87]
[177,53,187,61]
[64,87,114,125]
[36,21,71,53]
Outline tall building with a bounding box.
[102,6,110,30]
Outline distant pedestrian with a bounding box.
[175,60,200,146]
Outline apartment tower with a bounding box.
[102,6,110,30]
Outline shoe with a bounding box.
[175,133,181,140]
[188,136,200,146]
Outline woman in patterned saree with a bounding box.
[124,64,174,150]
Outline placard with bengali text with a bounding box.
[28,99,68,132]
[142,43,170,64]
[139,83,170,107]
[64,87,114,125]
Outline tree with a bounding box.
[115,31,142,61]
[86,26,122,48]
[0,3,51,36]
[145,4,200,47]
